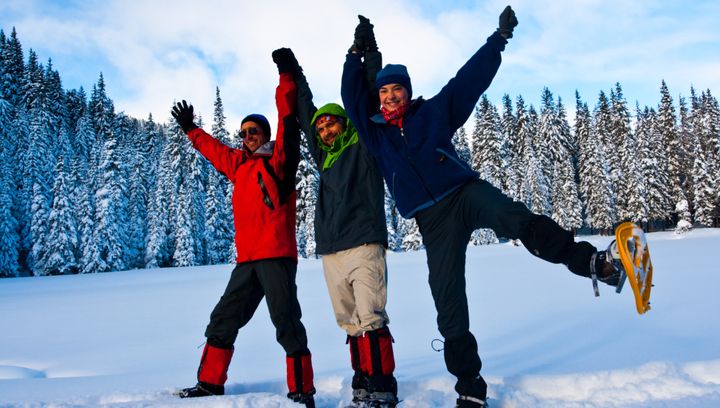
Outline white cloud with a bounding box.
[1,0,718,132]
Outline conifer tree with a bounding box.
[205,88,234,264]
[500,94,519,198]
[44,155,78,275]
[576,92,615,233]
[658,80,688,222]
[643,108,672,228]
[0,141,19,276]
[610,83,639,222]
[295,133,318,258]
[89,132,128,272]
[384,186,402,252]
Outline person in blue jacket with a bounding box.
[341,6,622,408]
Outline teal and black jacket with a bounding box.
[295,50,387,255]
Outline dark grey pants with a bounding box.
[415,180,595,384]
[204,258,309,356]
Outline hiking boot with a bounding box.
[287,388,316,407]
[456,394,489,407]
[454,375,487,408]
[175,381,224,398]
[590,240,627,295]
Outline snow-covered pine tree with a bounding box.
[658,80,689,226]
[575,91,615,233]
[550,96,583,232]
[173,178,197,267]
[384,185,402,252]
[469,95,501,245]
[89,127,128,272]
[537,88,562,191]
[610,83,641,223]
[0,130,20,277]
[643,107,672,229]
[205,88,234,264]
[295,132,318,258]
[625,103,650,225]
[520,105,551,216]
[500,94,519,198]
[123,115,150,270]
[145,124,174,269]
[399,217,422,252]
[593,90,618,208]
[691,90,720,226]
[23,51,55,274]
[674,96,693,232]
[74,110,98,274]
[452,127,471,165]
[186,115,208,265]
[44,154,78,275]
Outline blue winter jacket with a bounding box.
[341,32,507,218]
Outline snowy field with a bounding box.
[1,229,719,407]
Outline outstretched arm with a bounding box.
[436,6,518,132]
[172,100,243,182]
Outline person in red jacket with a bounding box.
[171,48,315,407]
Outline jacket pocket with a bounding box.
[257,172,275,210]
[435,148,470,171]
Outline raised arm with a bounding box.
[292,58,322,164]
[341,15,383,153]
[435,6,517,131]
[172,100,243,182]
[271,48,301,194]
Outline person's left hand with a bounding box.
[498,5,518,39]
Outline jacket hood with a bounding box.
[311,103,349,126]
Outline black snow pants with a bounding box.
[204,258,309,355]
[414,179,596,393]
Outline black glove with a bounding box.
[497,5,518,39]
[272,47,301,75]
[351,15,377,54]
[171,100,197,133]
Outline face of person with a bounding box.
[378,83,409,112]
[316,119,345,146]
[240,122,268,152]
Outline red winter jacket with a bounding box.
[187,73,300,263]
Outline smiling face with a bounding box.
[240,121,268,152]
[378,83,410,112]
[315,116,346,146]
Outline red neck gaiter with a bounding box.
[381,102,410,128]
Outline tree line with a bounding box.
[1,28,718,277]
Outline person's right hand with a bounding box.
[171,100,197,133]
[353,15,377,53]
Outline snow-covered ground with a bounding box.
[1,229,719,407]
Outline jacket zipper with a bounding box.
[257,172,275,210]
[400,127,437,203]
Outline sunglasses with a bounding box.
[239,127,260,139]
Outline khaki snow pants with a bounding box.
[321,243,390,337]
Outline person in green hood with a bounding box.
[285,17,399,408]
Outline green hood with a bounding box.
[311,103,359,170]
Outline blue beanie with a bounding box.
[375,64,412,99]
[241,114,271,137]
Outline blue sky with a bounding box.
[1,0,718,132]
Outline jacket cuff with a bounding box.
[487,30,508,52]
